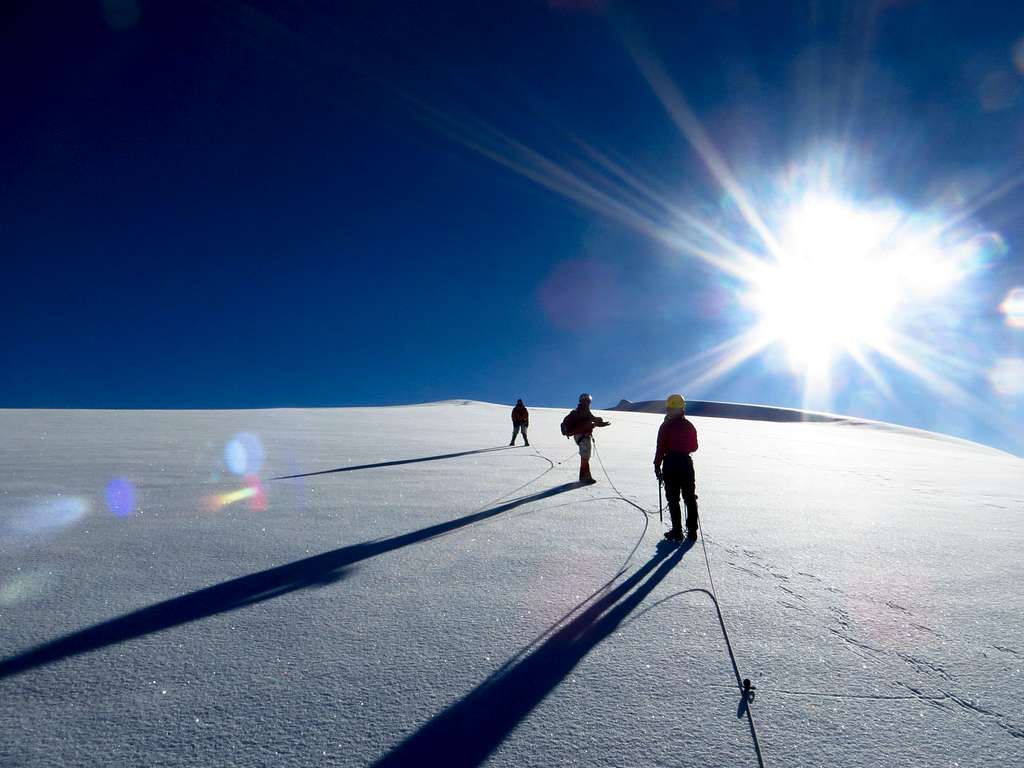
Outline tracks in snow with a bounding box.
[711,539,1024,743]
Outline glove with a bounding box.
[654,467,663,482]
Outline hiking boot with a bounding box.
[664,529,684,542]
[687,529,698,541]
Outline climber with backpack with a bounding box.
[560,393,610,484]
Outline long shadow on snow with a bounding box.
[271,446,512,480]
[0,482,580,681]
[372,539,694,768]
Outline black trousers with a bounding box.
[663,452,698,533]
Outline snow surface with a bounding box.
[0,401,1021,767]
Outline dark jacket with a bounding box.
[561,407,606,437]
[654,416,698,468]
[512,403,529,425]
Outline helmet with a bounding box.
[579,393,592,403]
[666,393,686,411]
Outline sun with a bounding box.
[746,196,906,372]
[621,150,1003,410]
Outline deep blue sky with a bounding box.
[2,1,1023,453]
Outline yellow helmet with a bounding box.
[666,393,686,411]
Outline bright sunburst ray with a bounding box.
[568,137,766,273]
[618,30,789,264]
[847,347,895,399]
[869,334,974,403]
[871,331,1011,429]
[927,168,1024,239]
[633,331,758,398]
[340,7,1016,424]
[604,17,1021,421]
[637,329,773,399]
[684,331,775,395]
[395,89,758,280]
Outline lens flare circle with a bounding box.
[105,477,136,517]
[1000,287,1024,329]
[989,357,1024,397]
[225,433,265,476]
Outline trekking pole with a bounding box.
[658,478,663,524]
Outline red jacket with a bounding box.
[512,404,529,425]
[654,416,698,466]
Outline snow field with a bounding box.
[0,402,1021,766]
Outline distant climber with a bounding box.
[510,399,530,446]
[654,394,699,542]
[561,393,610,483]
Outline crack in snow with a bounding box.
[934,689,1024,740]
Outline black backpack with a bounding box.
[560,410,577,436]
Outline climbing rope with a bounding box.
[592,440,767,768]
[693,506,767,767]
[591,437,657,519]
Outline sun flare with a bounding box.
[746,197,900,369]
[744,195,976,374]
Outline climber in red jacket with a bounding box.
[654,393,699,542]
[510,399,529,446]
